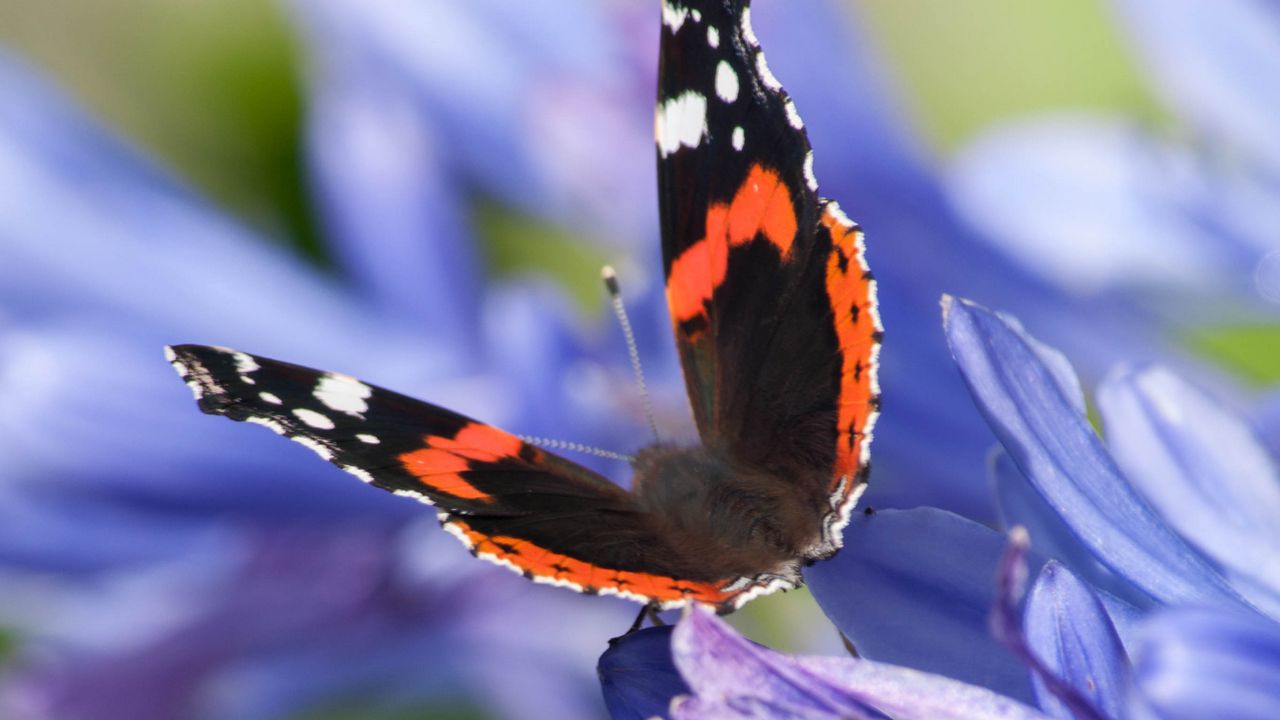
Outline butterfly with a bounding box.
[168,0,880,613]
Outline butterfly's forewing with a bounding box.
[656,1,880,537]
[167,344,745,609]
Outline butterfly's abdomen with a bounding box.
[630,444,827,582]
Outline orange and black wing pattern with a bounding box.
[656,0,881,535]
[167,344,749,609]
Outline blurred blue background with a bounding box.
[1,0,1278,718]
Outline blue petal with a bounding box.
[0,320,430,523]
[598,626,686,720]
[288,0,655,246]
[1111,0,1280,171]
[946,117,1257,298]
[2,523,618,720]
[943,296,1246,608]
[806,508,1038,704]
[304,69,483,349]
[1098,364,1280,614]
[2,526,466,720]
[766,9,1183,518]
[1024,562,1130,720]
[991,449,1152,613]
[753,1,933,194]
[672,609,1050,720]
[1129,608,1280,720]
[0,53,435,360]
[990,530,1110,720]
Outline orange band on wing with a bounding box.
[823,209,877,482]
[729,164,797,256]
[399,422,527,502]
[668,164,798,325]
[449,520,739,607]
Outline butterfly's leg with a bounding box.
[645,604,665,627]
[626,604,649,634]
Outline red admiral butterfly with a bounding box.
[168,0,880,613]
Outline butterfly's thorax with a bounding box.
[630,444,830,582]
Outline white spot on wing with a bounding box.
[728,575,796,611]
[395,488,436,506]
[741,7,759,45]
[827,201,854,228]
[171,361,188,377]
[655,91,708,157]
[292,408,335,430]
[691,9,701,23]
[804,151,817,190]
[259,392,282,405]
[290,435,334,460]
[828,476,849,509]
[715,61,739,103]
[314,372,372,417]
[246,416,286,435]
[824,482,869,548]
[441,520,472,546]
[662,1,689,31]
[732,126,745,151]
[342,465,375,484]
[707,25,719,48]
[163,346,177,363]
[784,99,804,129]
[756,52,782,91]
[356,433,381,445]
[230,351,260,385]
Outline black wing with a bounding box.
[656,0,881,537]
[167,344,755,609]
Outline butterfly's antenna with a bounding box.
[602,265,661,443]
[518,435,633,463]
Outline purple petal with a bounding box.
[806,508,1037,704]
[1111,0,1280,171]
[1129,608,1280,720]
[991,531,1109,720]
[944,296,1246,608]
[672,609,880,719]
[1098,364,1280,613]
[1024,562,1130,720]
[598,626,686,720]
[672,609,1050,720]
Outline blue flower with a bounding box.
[602,297,1280,718]
[945,0,1280,321]
[0,29,630,720]
[2,0,1271,717]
